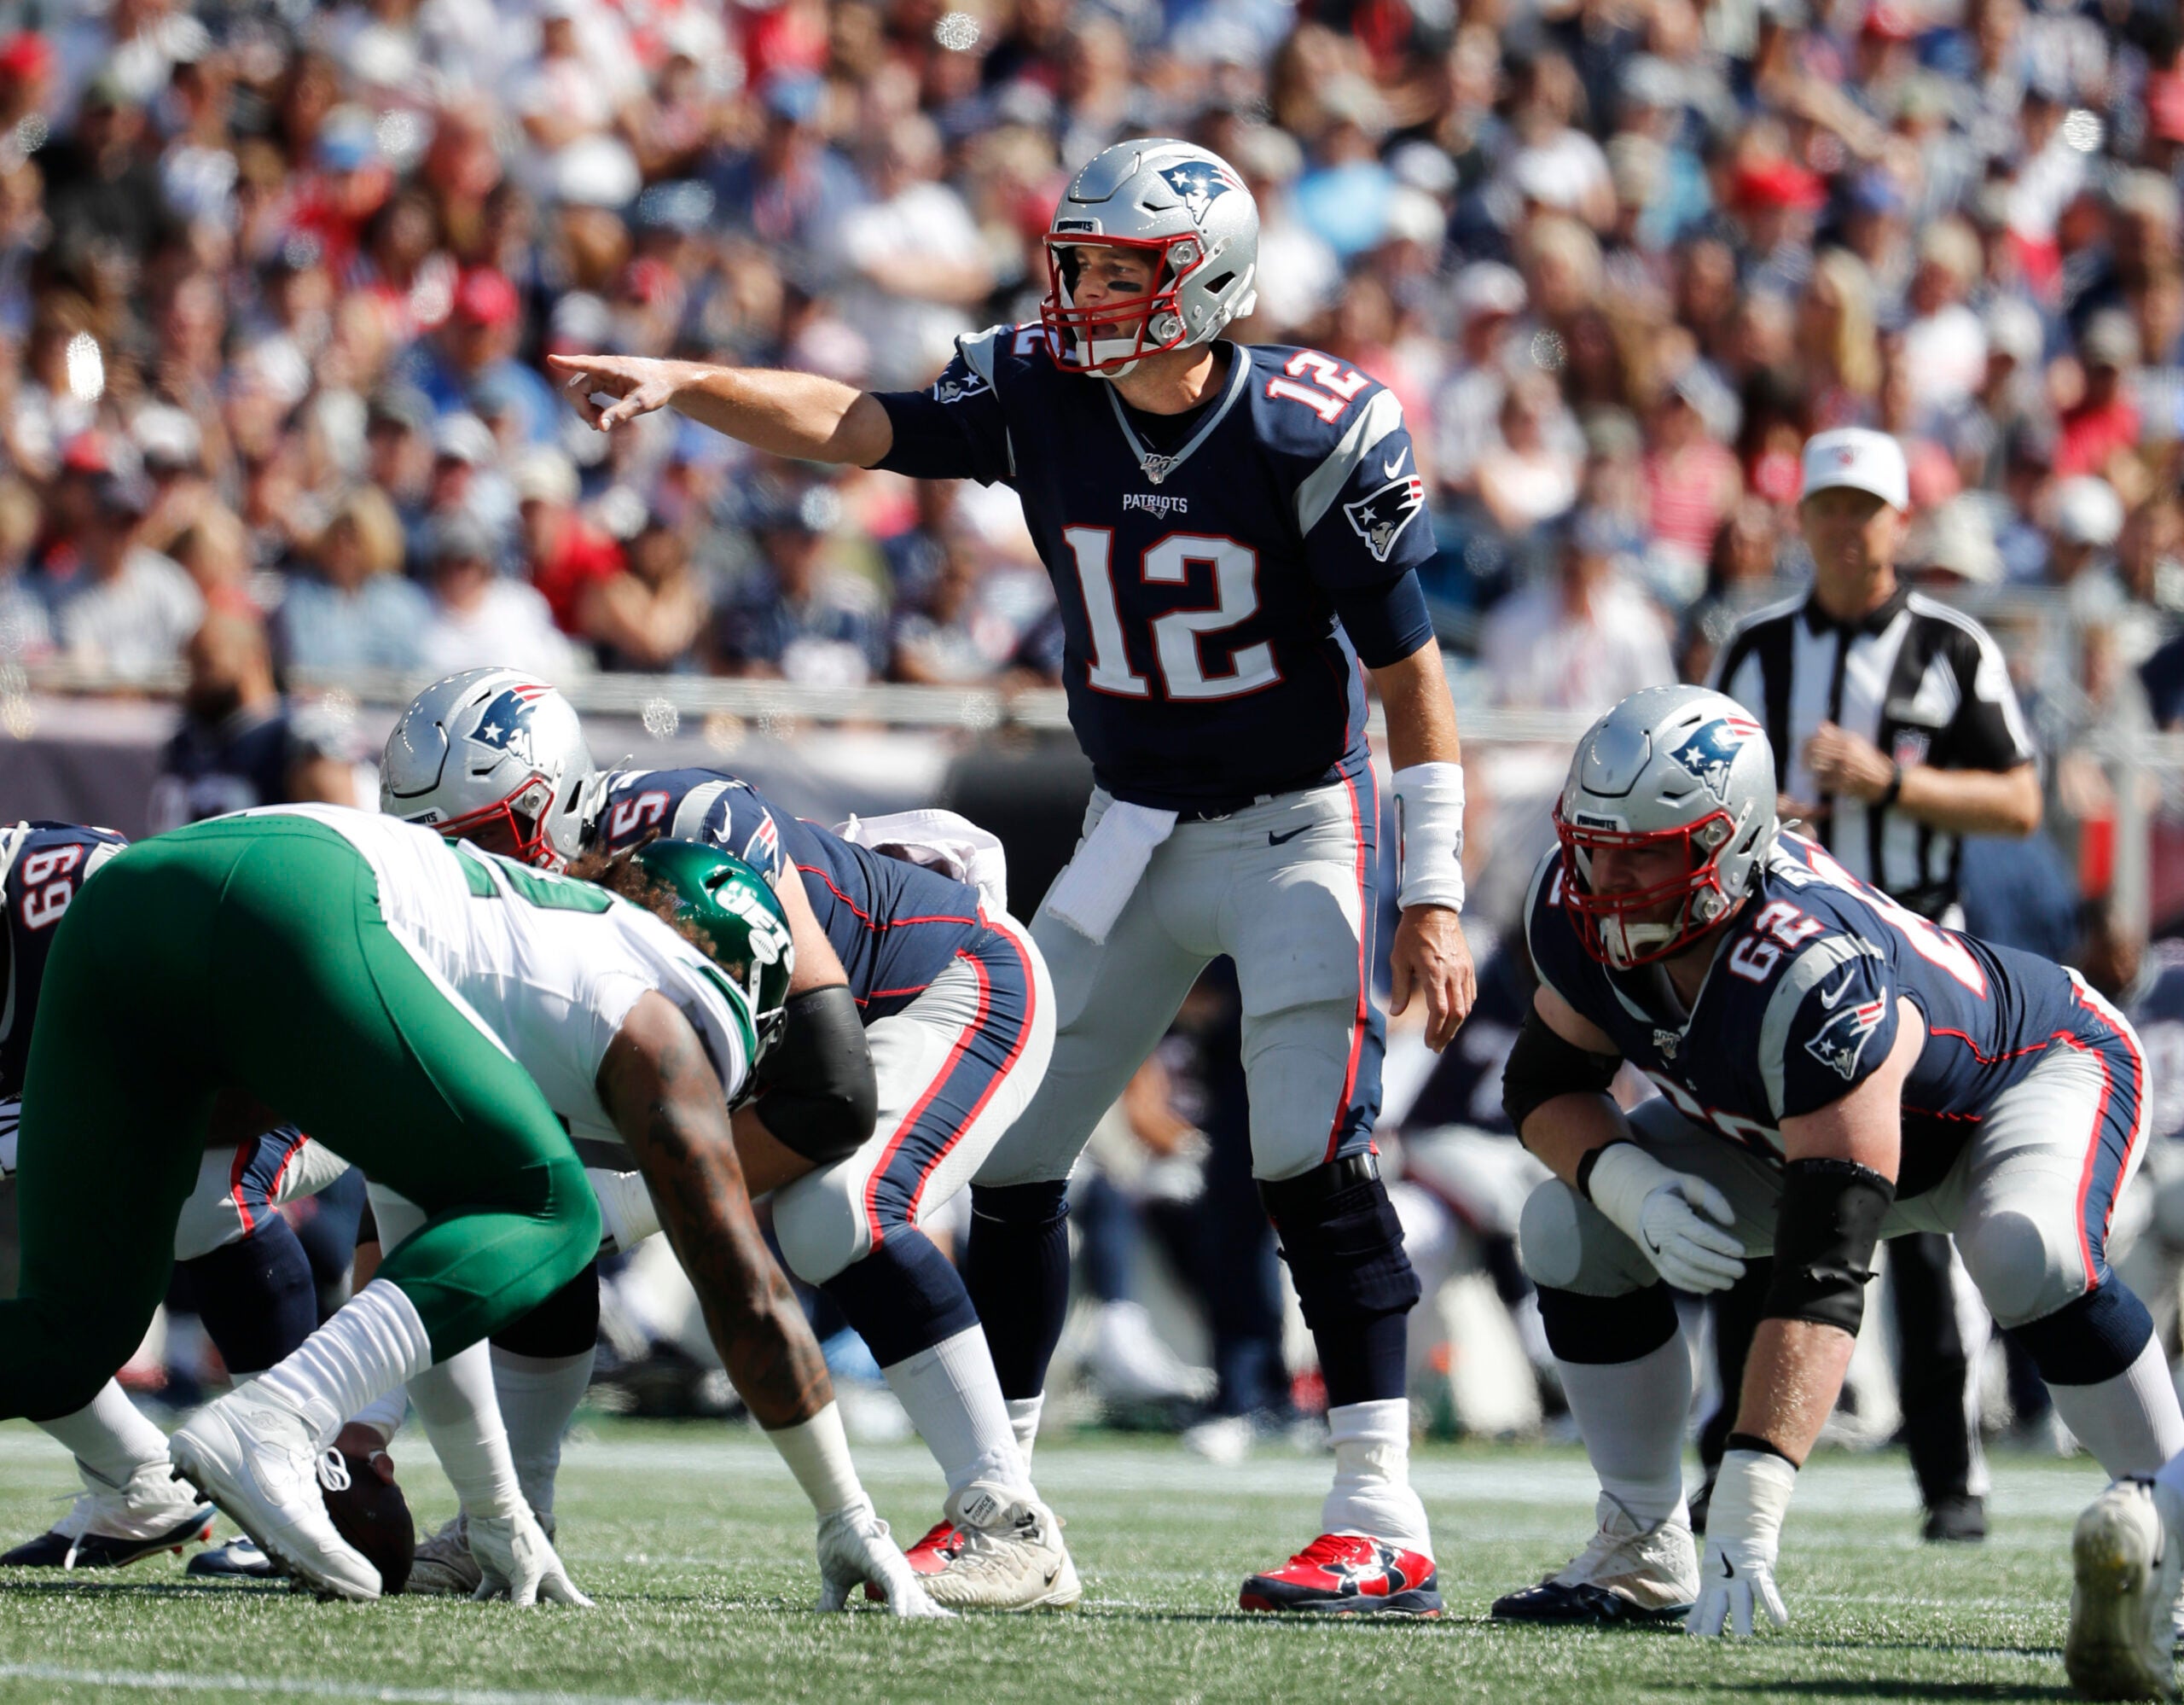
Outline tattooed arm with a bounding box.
[598,991,833,1428]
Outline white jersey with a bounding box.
[243,805,753,1150]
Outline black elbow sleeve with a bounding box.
[1502,1005,1622,1133]
[754,983,877,1165]
[1763,1158,1894,1334]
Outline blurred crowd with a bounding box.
[0,0,2175,724]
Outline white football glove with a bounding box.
[1687,1450,1797,1638]
[1585,1143,1747,1294]
[815,1500,952,1618]
[469,1505,594,1608]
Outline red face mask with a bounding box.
[1039,234,1204,374]
[1554,802,1738,969]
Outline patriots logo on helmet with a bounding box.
[467,684,552,767]
[932,370,990,406]
[1667,714,1764,801]
[1805,997,1887,1081]
[1344,474,1426,563]
[1158,159,1242,224]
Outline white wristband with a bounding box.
[587,1167,661,1255]
[1391,762,1466,913]
[765,1401,868,1519]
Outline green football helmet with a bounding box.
[630,841,794,1081]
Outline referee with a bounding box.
[1704,427,2042,1544]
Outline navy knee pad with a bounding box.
[963,1180,1071,1401]
[2006,1273,2155,1388]
[179,1213,319,1376]
[1259,1162,1421,1409]
[823,1228,979,1369]
[1535,1281,1680,1366]
[491,1260,601,1359]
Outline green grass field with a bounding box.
[0,1415,2109,1704]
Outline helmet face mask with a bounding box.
[629,841,794,1086]
[1555,685,1779,973]
[1044,233,1211,376]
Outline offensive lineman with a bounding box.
[550,136,1475,1613]
[0,804,936,1610]
[379,667,1072,1609]
[1493,684,2181,1640]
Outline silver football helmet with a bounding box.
[380,667,595,870]
[1041,137,1259,378]
[1555,684,1779,969]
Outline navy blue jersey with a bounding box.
[0,821,129,1097]
[874,324,1435,812]
[1526,830,2097,1195]
[588,768,985,1022]
[149,701,341,832]
[2125,940,2184,1149]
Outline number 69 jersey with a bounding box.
[873,324,1437,812]
[0,821,130,1099]
[1525,830,2118,1196]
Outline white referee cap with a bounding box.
[1800,427,1909,512]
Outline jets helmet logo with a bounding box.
[467,684,553,768]
[1667,714,1764,801]
[1158,159,1243,224]
[1343,473,1426,563]
[1805,997,1887,1081]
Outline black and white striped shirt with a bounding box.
[1711,585,2035,918]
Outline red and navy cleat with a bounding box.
[863,1519,964,1603]
[1240,1533,1442,1616]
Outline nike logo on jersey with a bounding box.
[1269,825,1309,846]
[1383,446,1409,480]
[1817,969,1857,1009]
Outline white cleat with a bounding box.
[167,1392,380,1602]
[406,1516,481,1597]
[2,1460,214,1569]
[922,1496,1081,1613]
[468,1504,591,1608]
[1491,1493,1700,1625]
[2068,1479,2182,1701]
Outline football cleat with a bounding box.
[1491,1494,1698,1624]
[2,1461,213,1570]
[921,1499,1081,1613]
[2066,1478,2182,1701]
[406,1515,483,1597]
[1240,1533,1442,1616]
[167,1391,381,1602]
[863,1519,963,1602]
[186,1535,283,1580]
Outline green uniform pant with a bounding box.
[3,814,599,1421]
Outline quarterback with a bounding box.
[551,136,1475,1612]
[0,806,935,1610]
[1492,684,2181,1644]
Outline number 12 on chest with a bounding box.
[1063,527,1281,702]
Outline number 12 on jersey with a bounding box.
[1065,527,1280,702]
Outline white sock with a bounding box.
[883,1326,1032,1522]
[1321,1399,1432,1555]
[491,1347,594,1520]
[256,1279,433,1446]
[1558,1332,1691,1529]
[347,1388,409,1446]
[2057,1337,2184,1481]
[405,1341,525,1522]
[39,1381,169,1490]
[1006,1395,1044,1469]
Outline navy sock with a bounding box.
[822,1228,979,1369]
[962,1180,1072,1399]
[181,1215,318,1377]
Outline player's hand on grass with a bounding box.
[816,1502,952,1617]
[1687,1450,1795,1638]
[1583,1143,1746,1295]
[1387,904,1476,1052]
[549,353,694,433]
[469,1505,594,1609]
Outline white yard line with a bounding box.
[0,1663,735,1705]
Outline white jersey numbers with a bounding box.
[1063,527,1279,702]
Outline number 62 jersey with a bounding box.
[874,324,1438,813]
[1525,830,2133,1198]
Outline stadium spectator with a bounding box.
[416,509,574,680]
[276,486,430,673]
[580,511,710,673]
[713,483,884,684]
[38,457,201,681]
[1478,508,1675,712]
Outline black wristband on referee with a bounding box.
[1575,1140,1633,1206]
[1877,760,1903,812]
[1724,1431,1800,1467]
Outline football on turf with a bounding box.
[317,1449,415,1595]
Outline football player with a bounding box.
[0,819,355,1572]
[1491,684,2181,1640]
[379,667,1074,1611]
[0,805,937,1610]
[549,136,1475,1614]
